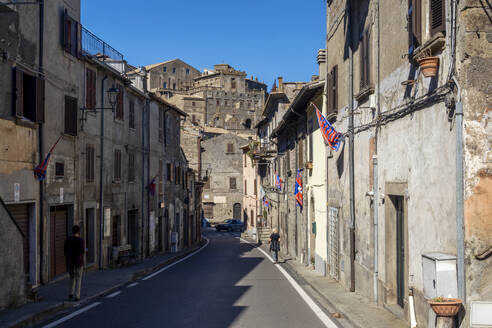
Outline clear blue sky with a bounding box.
[81,0,326,89]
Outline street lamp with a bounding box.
[107,85,119,111]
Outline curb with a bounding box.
[7,240,207,328]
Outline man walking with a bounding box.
[269,229,280,264]
[64,225,85,301]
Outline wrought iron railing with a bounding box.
[81,26,123,62]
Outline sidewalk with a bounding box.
[0,242,205,328]
[253,239,408,328]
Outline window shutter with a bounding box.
[15,68,24,117]
[36,77,45,123]
[327,71,333,113]
[332,65,338,112]
[359,32,365,89]
[430,0,445,36]
[64,96,77,136]
[411,0,422,48]
[76,22,81,58]
[62,9,68,51]
[298,139,303,168]
[364,30,370,87]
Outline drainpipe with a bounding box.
[373,0,380,304]
[99,75,107,269]
[452,75,465,302]
[348,0,356,293]
[38,0,45,284]
[141,68,147,262]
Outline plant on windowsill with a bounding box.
[415,49,439,78]
[305,161,313,170]
[428,297,462,317]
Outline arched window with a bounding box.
[244,119,252,129]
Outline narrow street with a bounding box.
[36,229,331,328]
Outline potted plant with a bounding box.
[305,161,313,169]
[428,297,462,317]
[416,50,439,78]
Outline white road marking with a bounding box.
[127,282,139,288]
[42,302,101,328]
[142,237,210,281]
[106,291,122,298]
[240,238,339,328]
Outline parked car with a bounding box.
[201,218,211,227]
[215,219,244,232]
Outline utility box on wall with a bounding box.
[422,253,458,299]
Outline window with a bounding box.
[409,0,422,54]
[55,162,64,177]
[86,68,96,109]
[63,9,79,57]
[328,65,338,113]
[192,101,196,106]
[159,160,163,195]
[167,163,171,181]
[114,149,122,182]
[430,0,445,36]
[360,29,371,89]
[129,100,135,129]
[158,109,164,143]
[173,83,176,90]
[244,154,247,167]
[227,143,234,154]
[231,78,236,89]
[308,120,313,161]
[163,82,167,89]
[115,84,124,120]
[186,68,190,75]
[86,144,95,182]
[216,99,220,106]
[172,67,176,73]
[175,165,179,185]
[298,139,304,168]
[230,177,236,190]
[192,115,196,123]
[163,66,167,72]
[14,68,44,122]
[225,100,228,106]
[204,177,210,189]
[64,96,78,136]
[128,152,135,182]
[254,179,257,196]
[244,119,252,129]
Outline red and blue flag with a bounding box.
[275,172,283,191]
[312,102,343,151]
[294,169,303,209]
[148,175,157,195]
[34,135,63,181]
[263,197,270,208]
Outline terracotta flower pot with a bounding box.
[305,162,313,169]
[418,56,439,77]
[428,298,462,317]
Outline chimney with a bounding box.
[141,66,148,91]
[317,49,327,79]
[278,76,283,91]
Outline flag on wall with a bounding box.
[34,135,63,181]
[312,102,343,151]
[275,172,283,191]
[294,169,303,209]
[263,196,270,208]
[148,175,157,196]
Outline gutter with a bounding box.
[99,75,107,269]
[38,0,45,284]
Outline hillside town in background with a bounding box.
[0,1,490,328]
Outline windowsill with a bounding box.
[114,118,124,124]
[410,32,446,61]
[15,117,37,129]
[355,85,375,102]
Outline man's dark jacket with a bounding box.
[64,235,85,269]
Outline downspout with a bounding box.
[99,75,107,269]
[141,68,147,262]
[38,0,45,284]
[452,75,465,302]
[373,0,380,304]
[324,0,330,277]
[348,0,356,293]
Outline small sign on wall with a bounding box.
[104,208,111,238]
[14,183,20,202]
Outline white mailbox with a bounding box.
[422,252,458,299]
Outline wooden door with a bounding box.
[85,208,95,264]
[50,206,67,278]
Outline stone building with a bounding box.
[0,0,201,310]
[240,142,261,238]
[145,59,201,92]
[201,132,250,223]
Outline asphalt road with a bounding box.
[38,229,329,328]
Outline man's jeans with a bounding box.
[70,266,83,299]
[271,250,278,263]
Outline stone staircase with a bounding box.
[257,227,272,244]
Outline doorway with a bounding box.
[127,210,138,252]
[85,208,95,264]
[233,203,241,219]
[50,206,68,278]
[395,196,405,307]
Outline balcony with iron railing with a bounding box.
[81,26,126,73]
